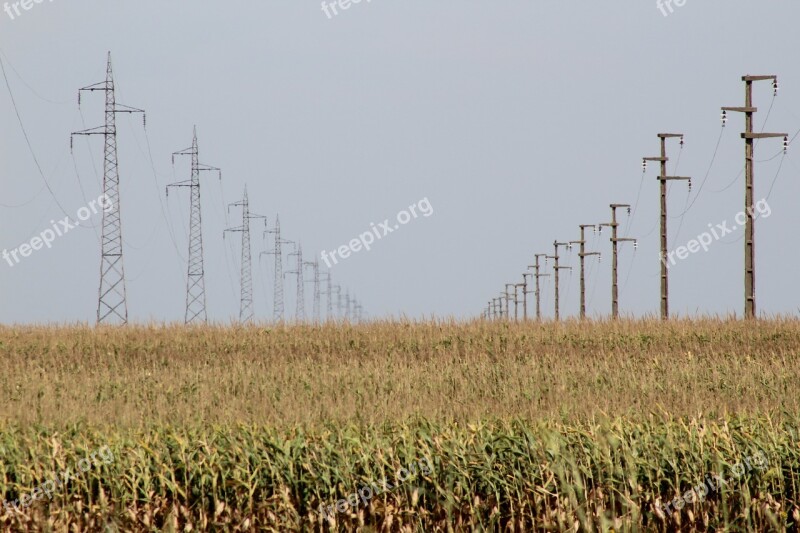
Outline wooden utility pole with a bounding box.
[569,225,601,319]
[643,133,691,320]
[527,254,550,320]
[521,272,532,321]
[600,204,636,319]
[513,284,526,322]
[504,284,515,319]
[722,75,786,319]
[546,241,572,321]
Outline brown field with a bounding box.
[2,318,800,427]
[0,319,799,531]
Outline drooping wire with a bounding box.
[710,152,784,250]
[764,151,788,203]
[77,106,101,186]
[675,126,725,217]
[68,111,102,236]
[619,216,638,296]
[218,178,240,306]
[0,184,45,208]
[143,129,185,262]
[585,230,601,313]
[0,52,77,223]
[708,93,782,194]
[258,252,272,318]
[625,169,646,236]
[671,126,726,245]
[0,48,72,105]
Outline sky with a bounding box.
[1,1,800,324]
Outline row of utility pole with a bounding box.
[485,207,636,321]
[484,74,787,321]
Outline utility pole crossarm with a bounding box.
[741,133,788,139]
[722,106,757,113]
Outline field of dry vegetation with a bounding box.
[1,319,799,531]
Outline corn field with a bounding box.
[1,319,799,531]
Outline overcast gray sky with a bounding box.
[2,1,800,324]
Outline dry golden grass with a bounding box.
[1,318,799,428]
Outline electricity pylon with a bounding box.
[224,187,267,322]
[599,204,637,319]
[304,259,321,322]
[320,272,333,321]
[167,127,221,324]
[722,75,787,319]
[643,133,691,320]
[286,244,306,321]
[332,284,343,319]
[72,52,145,325]
[264,215,292,322]
[546,241,572,321]
[569,225,601,320]
[527,254,550,320]
[344,290,352,321]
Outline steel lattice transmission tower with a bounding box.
[320,272,333,321]
[224,187,266,322]
[167,127,221,324]
[72,52,145,325]
[304,259,321,322]
[332,284,343,320]
[263,216,292,322]
[287,244,306,321]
